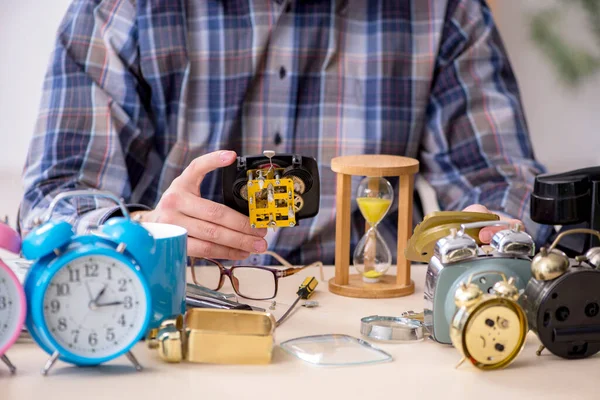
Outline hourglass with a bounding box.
[354,177,393,283]
[328,154,419,298]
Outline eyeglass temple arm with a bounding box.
[262,250,325,281]
[262,250,293,268]
[281,261,324,281]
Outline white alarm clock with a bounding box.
[22,190,154,375]
[0,259,26,374]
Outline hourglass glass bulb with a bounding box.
[353,177,394,283]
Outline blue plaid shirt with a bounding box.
[19,0,553,265]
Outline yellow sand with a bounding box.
[357,197,391,225]
[362,270,383,279]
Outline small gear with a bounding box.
[293,194,304,212]
[239,184,248,200]
[291,176,306,194]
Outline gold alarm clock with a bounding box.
[450,274,528,370]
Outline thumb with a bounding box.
[460,204,496,243]
[172,150,237,195]
[462,204,491,214]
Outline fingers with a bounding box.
[187,237,251,260]
[155,208,267,254]
[160,190,267,237]
[480,218,523,243]
[150,194,267,258]
[171,150,238,195]
[461,204,523,243]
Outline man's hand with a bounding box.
[136,150,267,260]
[461,204,523,244]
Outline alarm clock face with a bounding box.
[464,300,526,368]
[0,262,26,354]
[41,254,149,359]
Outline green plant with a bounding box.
[531,0,600,86]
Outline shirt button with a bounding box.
[250,255,260,265]
[279,66,287,79]
[274,132,282,145]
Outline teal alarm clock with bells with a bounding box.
[22,190,154,375]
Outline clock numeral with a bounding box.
[50,299,60,314]
[106,327,115,342]
[118,278,127,292]
[85,263,99,278]
[56,283,70,297]
[71,329,80,344]
[124,296,133,309]
[0,296,6,310]
[88,332,98,347]
[118,314,126,327]
[107,267,112,280]
[58,317,67,332]
[68,268,81,283]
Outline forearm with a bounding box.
[18,0,151,236]
[18,176,152,237]
[421,0,553,247]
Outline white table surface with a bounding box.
[2,263,598,400]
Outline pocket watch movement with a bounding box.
[450,275,528,370]
[222,151,320,229]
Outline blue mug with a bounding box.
[140,222,187,329]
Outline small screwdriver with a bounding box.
[276,276,318,327]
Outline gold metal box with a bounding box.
[149,308,277,365]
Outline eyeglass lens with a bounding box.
[231,267,277,300]
[192,259,222,290]
[192,261,277,300]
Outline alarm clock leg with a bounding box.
[536,345,545,356]
[1,354,16,374]
[454,357,466,369]
[41,351,59,376]
[126,351,143,371]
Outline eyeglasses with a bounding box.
[189,251,324,300]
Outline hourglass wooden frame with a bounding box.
[329,155,419,298]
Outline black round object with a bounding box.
[530,172,590,225]
[522,268,600,359]
[233,177,248,200]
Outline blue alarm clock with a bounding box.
[22,190,154,375]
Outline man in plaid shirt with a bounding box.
[18,0,552,266]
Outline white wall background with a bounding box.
[0,0,599,227]
[493,0,600,173]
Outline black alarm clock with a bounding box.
[221,151,320,228]
[531,166,600,256]
[521,228,600,359]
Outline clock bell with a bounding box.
[406,214,534,344]
[521,228,600,359]
[450,274,528,370]
[221,151,320,229]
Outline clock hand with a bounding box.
[89,284,108,310]
[93,284,108,303]
[95,301,123,307]
[85,281,93,301]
